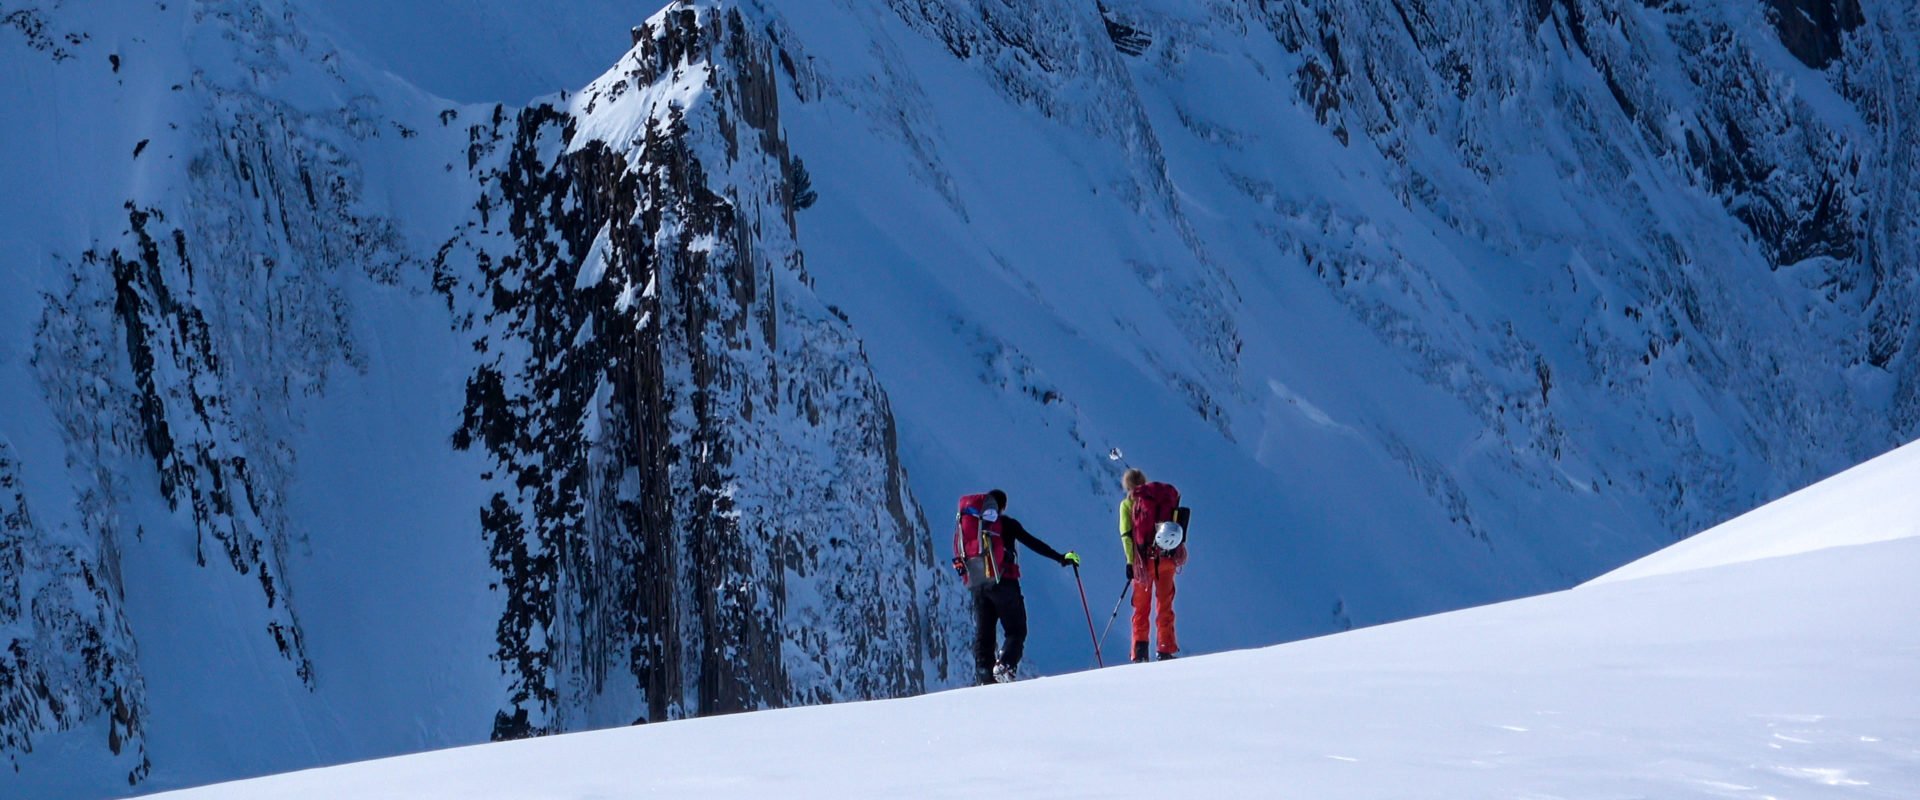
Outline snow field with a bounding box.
[145,440,1920,799]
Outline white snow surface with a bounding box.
[145,438,1920,799]
[1594,438,1920,584]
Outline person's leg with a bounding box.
[1154,561,1179,655]
[973,587,998,684]
[997,581,1029,670]
[1130,566,1152,662]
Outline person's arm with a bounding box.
[1004,517,1071,565]
[1005,517,1071,565]
[1118,497,1137,565]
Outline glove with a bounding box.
[1124,563,1134,581]
[1061,551,1081,567]
[951,557,967,578]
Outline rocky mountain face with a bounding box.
[433,7,958,734]
[0,441,146,785]
[884,0,1920,540]
[6,0,399,786]
[1,0,1914,797]
[4,1,956,795]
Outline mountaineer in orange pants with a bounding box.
[1118,468,1186,662]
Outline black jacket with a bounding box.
[997,515,1070,577]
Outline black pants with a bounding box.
[972,579,1027,682]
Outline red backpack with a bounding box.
[1129,481,1187,564]
[952,493,1006,588]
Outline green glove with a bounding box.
[1062,551,1081,567]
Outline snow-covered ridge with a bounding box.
[1593,437,1920,584]
[138,438,1920,799]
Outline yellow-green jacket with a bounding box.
[1118,495,1138,564]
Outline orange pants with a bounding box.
[1131,558,1178,655]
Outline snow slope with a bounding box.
[1592,432,1920,585]
[141,441,1920,799]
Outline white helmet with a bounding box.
[1153,521,1185,551]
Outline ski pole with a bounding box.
[1097,578,1131,648]
[1070,563,1102,667]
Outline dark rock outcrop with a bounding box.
[435,2,960,734]
[0,441,148,786]
[1764,0,1864,69]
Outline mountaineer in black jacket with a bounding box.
[972,488,1080,684]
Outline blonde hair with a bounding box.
[1122,468,1147,490]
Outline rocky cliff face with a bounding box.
[3,1,957,795]
[433,4,959,734]
[6,0,399,783]
[0,441,146,785]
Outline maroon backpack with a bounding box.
[1129,481,1185,563]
